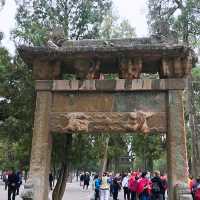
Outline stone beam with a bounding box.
[50,112,167,134]
[51,92,166,113]
[35,79,188,91]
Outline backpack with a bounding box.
[152,181,161,193]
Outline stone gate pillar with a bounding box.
[22,91,52,200]
[167,90,192,200]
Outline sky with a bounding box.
[0,0,149,55]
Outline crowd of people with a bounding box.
[79,171,200,200]
[2,169,22,200]
[189,175,200,200]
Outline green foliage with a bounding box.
[13,0,112,45]
[192,67,200,78]
[147,0,200,46]
[100,7,136,39]
[130,134,166,170]
[0,47,34,170]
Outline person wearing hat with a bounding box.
[100,172,110,200]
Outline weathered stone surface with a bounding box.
[22,91,52,200]
[18,38,197,79]
[50,112,166,133]
[51,92,166,113]
[160,55,193,78]
[119,57,142,79]
[33,59,61,80]
[36,79,188,91]
[167,90,190,200]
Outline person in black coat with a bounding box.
[7,169,18,200]
[83,172,90,190]
[113,177,121,200]
[151,171,165,200]
[16,171,22,195]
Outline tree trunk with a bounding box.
[101,136,110,175]
[52,134,72,200]
[189,79,200,177]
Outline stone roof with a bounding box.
[18,38,197,65]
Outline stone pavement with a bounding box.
[0,180,123,200]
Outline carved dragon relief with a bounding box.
[62,113,90,132]
[126,112,153,133]
[57,111,153,133]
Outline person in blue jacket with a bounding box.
[94,174,101,200]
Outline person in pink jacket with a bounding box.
[137,172,151,200]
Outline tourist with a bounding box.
[16,171,22,195]
[3,170,9,190]
[83,172,90,190]
[137,171,151,200]
[109,173,114,197]
[113,177,121,200]
[100,172,110,200]
[94,174,101,200]
[7,169,18,200]
[122,173,130,200]
[80,172,84,186]
[160,173,168,200]
[151,171,165,200]
[188,175,195,200]
[129,172,139,200]
[192,176,200,200]
[49,173,54,190]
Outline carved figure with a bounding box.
[126,112,153,133]
[46,27,65,49]
[119,57,142,79]
[62,113,89,132]
[86,60,101,79]
[74,59,101,80]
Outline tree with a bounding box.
[189,67,200,176]
[100,7,136,39]
[13,0,112,45]
[130,134,166,172]
[13,1,112,200]
[0,47,34,171]
[147,0,200,46]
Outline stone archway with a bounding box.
[18,38,197,200]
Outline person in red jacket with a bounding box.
[137,172,151,200]
[128,172,139,200]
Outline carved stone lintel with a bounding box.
[50,111,166,133]
[119,57,142,79]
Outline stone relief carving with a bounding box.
[119,57,142,79]
[57,111,154,133]
[126,112,153,133]
[62,113,90,132]
[74,59,101,80]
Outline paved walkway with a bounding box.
[0,180,123,200]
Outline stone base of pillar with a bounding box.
[21,182,34,200]
[174,183,193,200]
